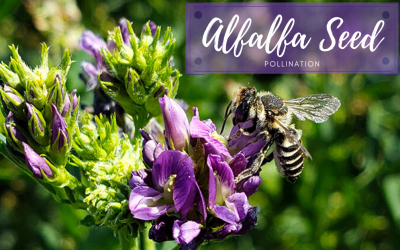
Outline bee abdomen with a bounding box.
[274,142,304,183]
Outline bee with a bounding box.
[221,87,341,184]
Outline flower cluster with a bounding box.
[128,96,262,248]
[0,44,83,198]
[79,19,180,136]
[71,113,144,234]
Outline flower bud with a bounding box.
[26,103,47,145]
[50,104,70,165]
[5,112,28,151]
[0,85,25,120]
[22,142,54,179]
[159,96,190,151]
[45,49,71,88]
[25,80,46,110]
[0,62,20,90]
[140,129,165,167]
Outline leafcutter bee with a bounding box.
[221,87,341,184]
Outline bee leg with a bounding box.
[262,152,274,165]
[234,132,274,184]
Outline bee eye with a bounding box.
[267,110,274,118]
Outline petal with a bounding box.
[159,96,190,151]
[191,117,231,160]
[152,150,193,191]
[143,140,157,167]
[236,176,262,197]
[230,152,248,177]
[129,186,170,220]
[207,154,234,193]
[173,156,196,214]
[212,205,239,224]
[22,142,53,179]
[177,179,197,219]
[172,220,201,245]
[129,169,153,189]
[78,30,107,58]
[225,193,250,221]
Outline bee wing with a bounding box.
[274,118,312,159]
[284,94,341,123]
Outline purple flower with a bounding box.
[129,151,204,220]
[22,142,54,179]
[191,108,232,162]
[207,154,249,224]
[159,96,190,151]
[78,30,107,70]
[131,97,262,247]
[173,220,202,245]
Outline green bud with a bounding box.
[0,62,21,91]
[45,49,71,88]
[26,103,48,146]
[0,85,25,120]
[25,80,47,110]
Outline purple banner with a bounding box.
[186,3,399,74]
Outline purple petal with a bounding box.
[159,96,190,151]
[143,140,157,167]
[225,192,249,221]
[212,205,239,224]
[61,91,71,117]
[172,156,196,215]
[71,90,78,110]
[190,117,231,160]
[194,181,207,221]
[129,169,153,189]
[79,30,107,58]
[177,179,198,219]
[230,152,248,177]
[22,142,54,179]
[236,176,262,198]
[129,186,172,220]
[208,154,234,192]
[172,220,201,245]
[152,150,193,191]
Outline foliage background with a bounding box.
[0,0,399,249]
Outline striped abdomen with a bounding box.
[273,133,304,183]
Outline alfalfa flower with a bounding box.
[129,96,261,247]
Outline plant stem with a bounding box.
[139,225,155,250]
[119,227,138,250]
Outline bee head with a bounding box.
[231,87,257,125]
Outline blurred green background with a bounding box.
[0,0,399,249]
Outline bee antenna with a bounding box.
[220,100,232,134]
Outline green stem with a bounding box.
[119,227,138,250]
[139,225,155,250]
